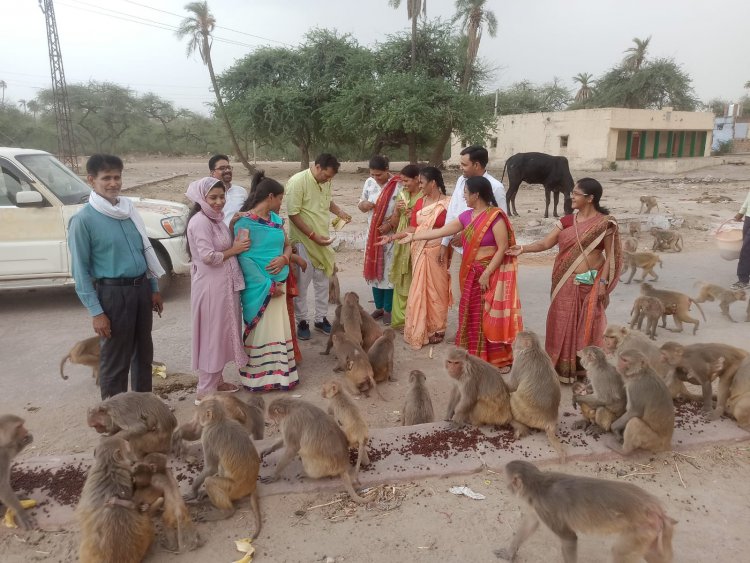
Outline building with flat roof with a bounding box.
[451,107,715,172]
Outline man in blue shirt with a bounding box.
[68,154,164,399]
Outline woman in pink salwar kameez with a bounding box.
[185,177,250,402]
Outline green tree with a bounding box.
[176,1,254,172]
[27,100,41,119]
[141,93,183,153]
[0,80,6,105]
[387,0,426,69]
[705,98,728,117]
[622,36,651,71]
[18,99,27,114]
[573,72,594,102]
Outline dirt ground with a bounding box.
[1,156,749,562]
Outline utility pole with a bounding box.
[39,0,79,173]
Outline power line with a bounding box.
[122,0,294,47]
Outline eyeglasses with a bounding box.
[214,165,232,171]
[571,191,588,197]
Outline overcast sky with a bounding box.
[1,0,748,115]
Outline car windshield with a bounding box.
[16,154,91,205]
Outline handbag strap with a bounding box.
[573,215,595,272]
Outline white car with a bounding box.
[0,148,190,294]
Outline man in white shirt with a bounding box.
[208,154,248,228]
[442,145,507,254]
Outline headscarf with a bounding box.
[185,177,225,222]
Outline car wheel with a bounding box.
[154,245,172,297]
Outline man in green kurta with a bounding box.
[286,153,351,339]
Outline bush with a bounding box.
[712,140,733,156]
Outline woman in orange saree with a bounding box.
[385,176,522,364]
[507,178,622,383]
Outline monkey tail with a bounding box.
[248,489,262,540]
[60,354,70,380]
[354,440,366,478]
[546,424,567,463]
[370,374,385,401]
[340,471,371,504]
[690,299,707,321]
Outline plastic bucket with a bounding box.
[714,219,743,261]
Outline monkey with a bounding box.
[331,333,383,399]
[640,282,705,335]
[727,357,750,431]
[131,461,164,515]
[659,341,748,420]
[142,453,202,553]
[693,282,747,323]
[77,436,153,563]
[0,415,36,531]
[620,250,662,284]
[329,264,341,305]
[87,392,178,458]
[622,236,639,253]
[444,347,513,427]
[495,460,676,562]
[321,380,370,478]
[627,221,640,237]
[602,325,702,402]
[747,298,750,323]
[60,336,100,384]
[650,226,683,252]
[172,393,264,457]
[368,327,396,383]
[321,304,343,356]
[629,295,665,340]
[506,332,565,460]
[401,370,435,426]
[572,346,626,434]
[261,398,371,504]
[188,399,262,539]
[639,195,659,214]
[609,350,674,454]
[341,292,364,346]
[359,305,384,352]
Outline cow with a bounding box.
[501,152,574,218]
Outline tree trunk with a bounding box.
[410,14,417,69]
[407,132,417,164]
[299,141,310,170]
[204,39,255,175]
[428,125,452,167]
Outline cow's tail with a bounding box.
[501,160,508,183]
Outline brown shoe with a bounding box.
[371,308,384,320]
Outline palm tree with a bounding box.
[623,36,651,71]
[27,100,41,119]
[573,73,595,102]
[18,99,27,114]
[387,0,426,69]
[176,2,253,173]
[0,80,6,106]
[453,0,498,90]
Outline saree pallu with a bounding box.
[286,269,302,363]
[404,198,452,349]
[363,174,401,284]
[239,294,299,391]
[390,189,422,328]
[456,259,515,368]
[546,214,622,381]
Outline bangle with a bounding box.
[520,245,524,254]
[308,231,315,240]
[282,255,290,265]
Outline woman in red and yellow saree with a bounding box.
[384,167,452,349]
[507,178,622,383]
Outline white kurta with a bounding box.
[360,177,401,289]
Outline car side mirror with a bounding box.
[15,191,44,206]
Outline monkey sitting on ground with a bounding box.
[77,436,153,563]
[650,226,683,252]
[660,341,748,420]
[321,304,343,356]
[727,357,750,432]
[0,415,36,530]
[261,398,371,504]
[627,221,640,237]
[368,327,396,383]
[444,347,513,427]
[622,236,639,253]
[506,332,565,460]
[329,264,341,305]
[573,346,626,434]
[609,350,674,454]
[693,282,747,323]
[639,195,660,214]
[495,460,676,562]
[60,336,100,385]
[172,393,264,456]
[629,295,665,340]
[142,453,202,553]
[640,282,705,335]
[321,380,370,478]
[87,392,178,458]
[402,370,434,426]
[358,303,384,352]
[331,333,383,399]
[341,292,364,346]
[131,461,164,515]
[602,325,702,401]
[188,399,262,538]
[620,250,662,284]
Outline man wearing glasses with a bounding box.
[209,154,248,227]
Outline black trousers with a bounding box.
[738,217,750,283]
[97,281,154,399]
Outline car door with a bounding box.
[0,158,68,278]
